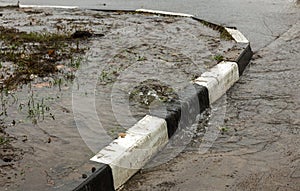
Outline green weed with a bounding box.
[213,54,224,62]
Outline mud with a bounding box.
[122,21,300,191]
[0,6,241,190]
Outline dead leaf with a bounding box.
[47,49,55,56]
[118,133,126,138]
[56,65,65,70]
[32,82,51,88]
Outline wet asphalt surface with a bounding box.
[1,0,300,191]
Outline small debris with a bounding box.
[82,174,87,179]
[91,167,96,173]
[56,65,65,70]
[50,113,55,120]
[30,74,38,80]
[118,133,126,138]
[3,157,12,163]
[94,33,105,37]
[22,135,28,142]
[47,49,55,56]
[71,31,92,39]
[32,82,51,88]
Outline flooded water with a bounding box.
[1,0,299,190]
[0,7,238,190]
[122,17,300,191]
[2,0,297,52]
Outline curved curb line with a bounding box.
[14,5,252,191]
[194,61,239,105]
[136,9,194,17]
[71,9,253,191]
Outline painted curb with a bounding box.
[194,61,239,105]
[71,9,252,191]
[74,164,114,191]
[90,115,168,189]
[14,5,252,191]
[136,9,194,17]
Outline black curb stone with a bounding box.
[73,164,115,191]
[151,84,209,138]
[236,44,253,75]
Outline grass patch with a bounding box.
[0,26,87,90]
[213,54,224,62]
[0,135,9,145]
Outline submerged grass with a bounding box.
[0,26,87,90]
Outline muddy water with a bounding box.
[122,20,300,191]
[68,10,236,151]
[0,7,237,190]
[3,0,298,52]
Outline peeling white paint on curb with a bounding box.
[225,27,249,43]
[136,9,194,17]
[194,61,240,104]
[90,115,168,189]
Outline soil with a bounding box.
[0,6,242,191]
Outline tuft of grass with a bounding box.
[0,26,87,90]
[69,56,83,69]
[220,29,233,40]
[213,54,224,62]
[136,55,147,61]
[219,126,229,135]
[0,135,9,145]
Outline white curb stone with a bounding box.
[225,27,249,43]
[194,61,239,104]
[136,9,194,17]
[90,115,168,189]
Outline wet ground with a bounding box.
[122,17,300,191]
[1,1,299,191]
[0,6,240,190]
